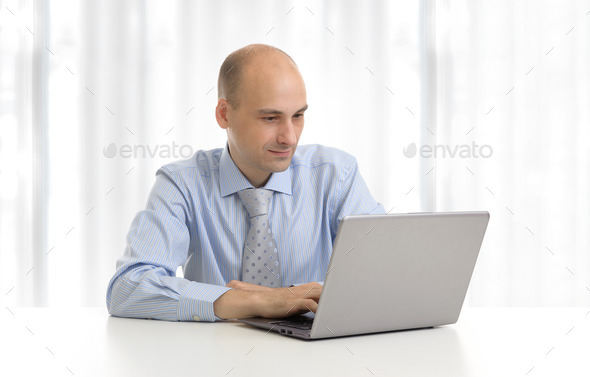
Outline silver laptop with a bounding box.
[238,211,489,340]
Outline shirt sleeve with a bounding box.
[106,167,231,322]
[330,157,385,238]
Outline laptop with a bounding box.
[238,211,489,340]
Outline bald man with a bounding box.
[107,44,384,322]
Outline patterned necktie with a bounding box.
[238,188,281,287]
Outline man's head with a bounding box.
[216,44,308,188]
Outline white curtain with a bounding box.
[434,0,590,306]
[0,0,587,308]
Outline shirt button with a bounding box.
[193,315,201,321]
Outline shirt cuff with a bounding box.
[176,281,232,322]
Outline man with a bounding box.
[106,44,384,322]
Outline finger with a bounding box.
[303,286,322,299]
[296,283,318,295]
[281,301,316,318]
[302,298,318,313]
[309,295,321,304]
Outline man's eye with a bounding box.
[293,113,304,119]
[264,117,278,122]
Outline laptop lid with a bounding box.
[309,211,489,339]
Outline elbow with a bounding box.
[106,276,123,317]
[106,274,135,318]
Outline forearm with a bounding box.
[107,265,230,322]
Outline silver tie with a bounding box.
[238,188,281,287]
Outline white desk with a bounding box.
[1,307,588,377]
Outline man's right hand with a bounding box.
[213,281,322,320]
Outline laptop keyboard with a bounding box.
[272,317,315,330]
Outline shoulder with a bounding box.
[153,148,223,202]
[291,144,357,169]
[159,147,223,177]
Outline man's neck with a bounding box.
[227,145,271,188]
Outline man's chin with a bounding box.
[267,159,292,173]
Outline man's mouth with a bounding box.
[268,150,291,157]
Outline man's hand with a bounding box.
[213,281,322,320]
[225,280,274,292]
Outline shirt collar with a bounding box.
[219,144,293,197]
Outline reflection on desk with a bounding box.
[1,307,589,377]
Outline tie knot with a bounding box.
[238,188,272,217]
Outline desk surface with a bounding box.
[1,307,589,377]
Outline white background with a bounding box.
[0,0,589,308]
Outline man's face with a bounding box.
[219,57,308,187]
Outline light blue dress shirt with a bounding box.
[106,144,384,322]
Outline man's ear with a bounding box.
[216,99,230,130]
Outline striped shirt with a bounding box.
[106,144,384,322]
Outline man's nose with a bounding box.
[277,118,297,146]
